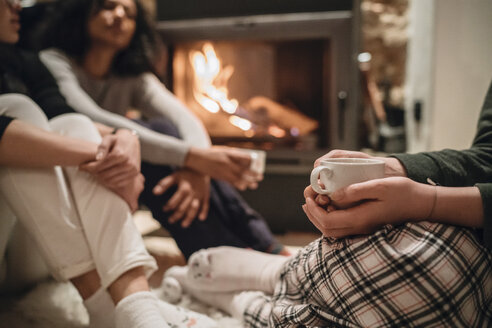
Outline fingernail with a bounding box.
[153,186,162,194]
[96,152,104,160]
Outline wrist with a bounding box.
[410,182,437,221]
[185,147,204,170]
[383,157,407,177]
[112,127,138,137]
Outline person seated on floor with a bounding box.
[163,80,492,327]
[34,0,289,259]
[0,1,216,327]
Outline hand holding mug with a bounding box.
[303,177,436,238]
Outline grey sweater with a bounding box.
[40,48,211,167]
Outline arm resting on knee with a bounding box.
[0,119,97,167]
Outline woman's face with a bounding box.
[0,0,21,44]
[87,0,137,51]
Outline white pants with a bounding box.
[0,94,157,290]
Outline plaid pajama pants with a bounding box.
[243,222,492,327]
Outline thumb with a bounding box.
[153,174,176,195]
[96,135,115,160]
[230,150,251,168]
[330,180,378,208]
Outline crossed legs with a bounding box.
[0,94,216,328]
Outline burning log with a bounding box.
[243,96,319,136]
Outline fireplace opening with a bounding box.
[172,40,329,150]
[156,5,361,231]
[157,9,360,154]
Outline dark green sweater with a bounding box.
[393,81,492,249]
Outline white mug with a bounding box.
[235,148,266,175]
[310,158,385,195]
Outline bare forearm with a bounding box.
[94,122,114,137]
[426,185,483,228]
[0,120,97,167]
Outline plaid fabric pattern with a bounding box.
[243,222,492,327]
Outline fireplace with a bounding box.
[156,1,361,231]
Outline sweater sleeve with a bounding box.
[39,48,199,167]
[133,73,211,149]
[21,51,75,119]
[393,81,492,187]
[475,183,492,249]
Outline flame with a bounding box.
[229,115,252,131]
[189,42,292,139]
[190,43,240,116]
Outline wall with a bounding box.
[430,0,492,150]
[406,0,492,152]
[404,0,435,152]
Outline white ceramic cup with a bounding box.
[236,148,266,175]
[310,158,385,195]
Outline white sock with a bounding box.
[155,298,218,328]
[163,266,263,319]
[83,288,115,328]
[114,291,170,328]
[186,246,289,293]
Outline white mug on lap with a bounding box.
[310,158,385,195]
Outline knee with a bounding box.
[49,113,101,143]
[0,94,49,128]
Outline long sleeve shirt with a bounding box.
[40,48,211,167]
[0,43,75,119]
[393,81,492,249]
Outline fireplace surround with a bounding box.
[155,0,361,231]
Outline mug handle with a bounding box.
[310,166,333,194]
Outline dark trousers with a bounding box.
[137,119,277,259]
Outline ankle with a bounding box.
[109,267,149,304]
[71,269,101,300]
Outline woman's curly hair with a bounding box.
[39,0,160,76]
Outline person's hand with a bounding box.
[185,146,261,190]
[302,177,436,238]
[80,129,141,188]
[153,169,211,228]
[106,173,145,213]
[315,149,407,178]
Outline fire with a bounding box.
[229,115,252,131]
[188,42,317,139]
[190,43,239,115]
